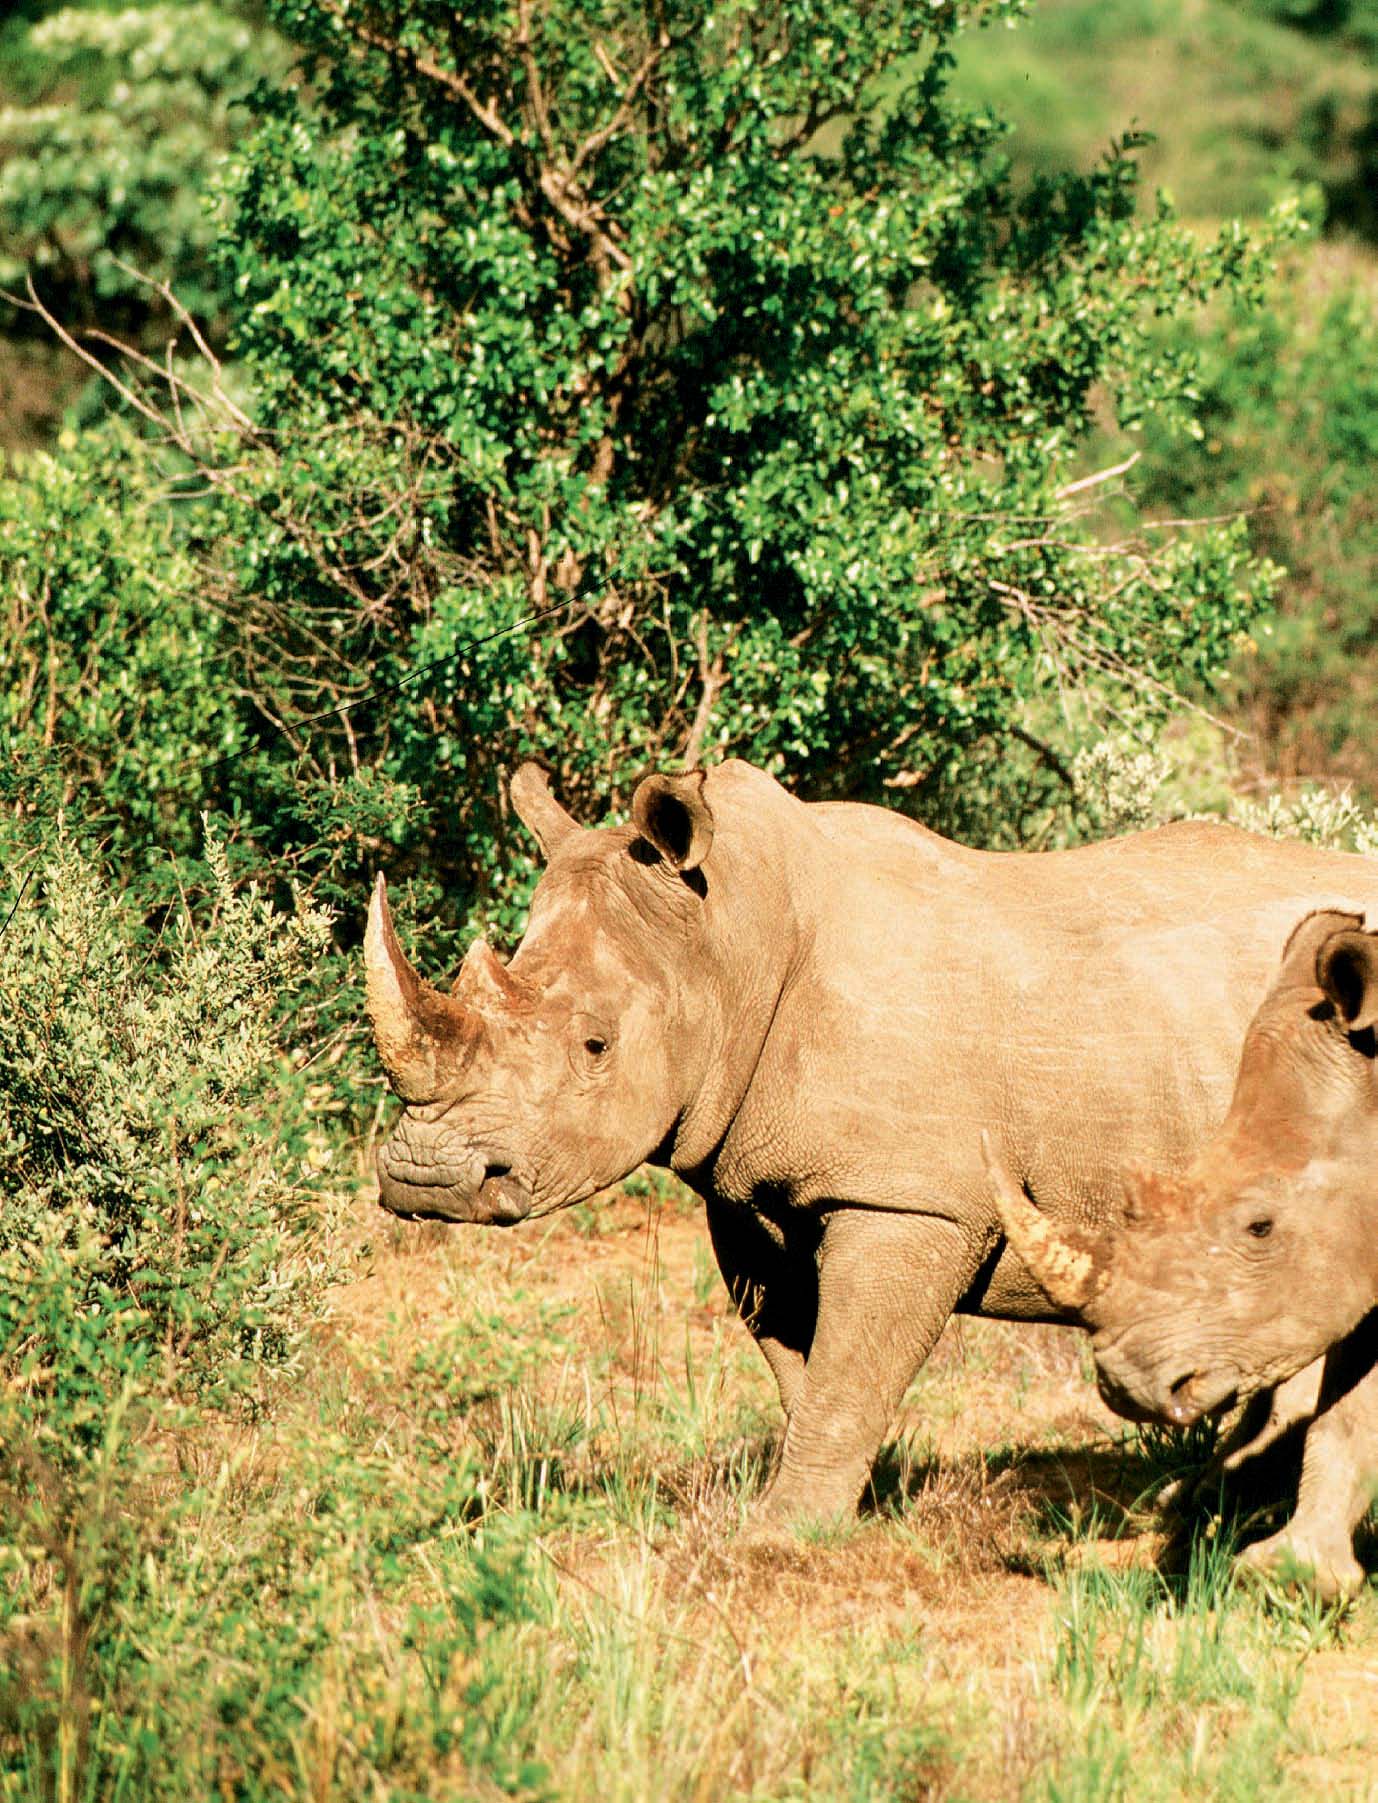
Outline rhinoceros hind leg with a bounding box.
[756,1208,986,1527]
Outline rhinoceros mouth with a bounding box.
[474,1169,535,1223]
[1098,1366,1238,1428]
[1162,1370,1239,1429]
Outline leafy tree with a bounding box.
[21,0,1289,939]
[0,427,239,866]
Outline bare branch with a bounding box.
[682,614,727,768]
[1008,723,1075,791]
[514,0,557,158]
[9,279,179,442]
[108,256,257,433]
[986,576,1243,739]
[1054,451,1140,502]
[569,41,664,178]
[327,3,517,143]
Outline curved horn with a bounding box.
[509,762,579,859]
[364,875,480,1102]
[981,1131,1105,1316]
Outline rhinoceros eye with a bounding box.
[1246,1218,1273,1240]
[584,1036,608,1058]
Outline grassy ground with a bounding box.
[19,1168,1375,1801]
[356,1183,1378,1802]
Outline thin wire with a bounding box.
[0,869,35,943]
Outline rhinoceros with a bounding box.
[364,757,1378,1529]
[985,908,1378,1599]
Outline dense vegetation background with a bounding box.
[4,0,1378,950]
[3,1,1378,1796]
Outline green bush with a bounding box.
[0,819,340,1576]
[0,826,337,1412]
[0,825,359,1795]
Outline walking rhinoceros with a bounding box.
[985,908,1378,1599]
[364,758,1378,1529]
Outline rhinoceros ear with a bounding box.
[631,770,714,873]
[1278,908,1364,983]
[1316,926,1378,1033]
[508,762,579,859]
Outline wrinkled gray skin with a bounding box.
[985,909,1378,1599]
[365,758,1378,1531]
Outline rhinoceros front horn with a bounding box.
[980,1131,1107,1318]
[364,875,482,1102]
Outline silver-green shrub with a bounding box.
[1072,731,1378,855]
[1071,741,1176,837]
[0,827,347,1795]
[0,827,336,1438]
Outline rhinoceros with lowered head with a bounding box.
[364,757,1378,1530]
[985,907,1378,1599]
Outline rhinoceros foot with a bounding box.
[1236,1527,1365,1606]
[735,1511,808,1557]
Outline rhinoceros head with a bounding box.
[985,908,1378,1426]
[365,762,720,1224]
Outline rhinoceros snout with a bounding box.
[474,1166,534,1224]
[1093,1360,1159,1424]
[1158,1368,1238,1428]
[375,1135,533,1225]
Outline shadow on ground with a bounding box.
[853,1413,1375,1595]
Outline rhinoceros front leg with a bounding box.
[705,1195,819,1418]
[757,1207,987,1526]
[1236,1321,1378,1604]
[1216,1361,1324,1480]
